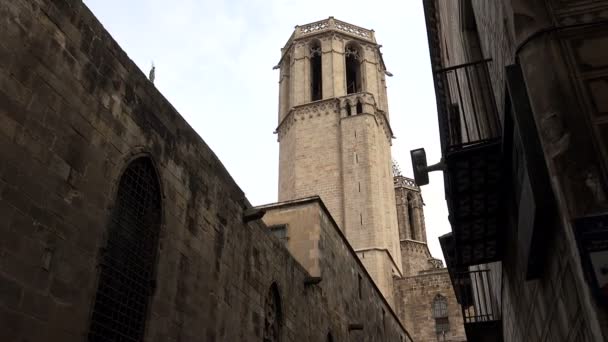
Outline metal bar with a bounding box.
[472,270,482,322]
[453,69,471,146]
[482,271,491,321]
[464,65,483,142]
[437,73,452,150]
[475,63,492,139]
[483,61,501,137]
[447,137,501,151]
[436,58,493,73]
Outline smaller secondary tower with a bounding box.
[275,17,401,304]
[394,176,444,276]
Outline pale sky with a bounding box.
[85,0,451,261]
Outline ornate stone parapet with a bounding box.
[393,176,420,191]
[291,17,377,45]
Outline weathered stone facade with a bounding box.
[423,0,608,341]
[393,177,467,342]
[276,18,402,305]
[0,1,413,341]
[395,270,466,342]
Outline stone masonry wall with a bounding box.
[395,269,466,342]
[258,199,411,341]
[0,1,410,340]
[399,240,434,278]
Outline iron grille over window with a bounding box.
[435,317,450,333]
[88,157,162,342]
[433,295,450,334]
[263,283,282,342]
[433,295,448,318]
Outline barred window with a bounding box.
[88,157,162,342]
[435,317,450,333]
[433,294,448,318]
[263,283,282,342]
[433,295,450,334]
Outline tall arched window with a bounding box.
[433,295,450,334]
[310,40,323,101]
[407,193,417,240]
[263,283,283,342]
[88,157,162,342]
[345,43,362,94]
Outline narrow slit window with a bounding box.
[310,40,323,101]
[356,99,363,114]
[88,157,162,342]
[382,309,386,332]
[408,193,417,240]
[264,283,283,342]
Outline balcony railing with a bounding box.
[454,269,499,323]
[435,59,501,153]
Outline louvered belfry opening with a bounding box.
[88,157,162,342]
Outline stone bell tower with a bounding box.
[393,176,444,277]
[275,17,401,304]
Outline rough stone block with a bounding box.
[0,273,23,310]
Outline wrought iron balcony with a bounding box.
[437,239,504,342]
[454,269,503,342]
[436,59,501,153]
[412,59,505,267]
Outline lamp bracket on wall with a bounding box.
[410,148,445,186]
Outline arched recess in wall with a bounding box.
[263,282,283,342]
[327,332,333,342]
[346,100,352,116]
[356,98,363,114]
[310,39,323,101]
[407,192,417,241]
[88,156,162,342]
[345,42,362,94]
[282,53,291,115]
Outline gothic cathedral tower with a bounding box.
[275,17,402,304]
